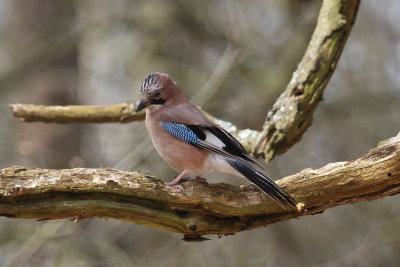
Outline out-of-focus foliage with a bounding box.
[0,0,399,266]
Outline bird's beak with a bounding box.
[136,99,150,112]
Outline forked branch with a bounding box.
[8,0,361,160]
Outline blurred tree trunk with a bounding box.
[76,0,141,167]
[6,1,81,169]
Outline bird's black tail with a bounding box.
[227,159,296,209]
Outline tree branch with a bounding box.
[253,0,360,161]
[8,0,360,160]
[9,102,145,124]
[1,133,399,240]
[8,102,257,151]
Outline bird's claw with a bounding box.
[165,181,184,191]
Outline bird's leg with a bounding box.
[167,170,189,186]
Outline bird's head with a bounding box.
[136,72,184,112]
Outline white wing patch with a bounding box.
[203,130,225,149]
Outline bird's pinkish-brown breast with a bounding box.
[145,108,211,176]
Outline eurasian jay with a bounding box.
[136,72,296,208]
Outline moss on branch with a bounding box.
[1,133,399,239]
[253,0,360,161]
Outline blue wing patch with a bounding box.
[161,122,200,144]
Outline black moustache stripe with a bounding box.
[151,99,166,105]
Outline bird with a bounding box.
[136,72,296,209]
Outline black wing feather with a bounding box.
[226,159,296,208]
[187,125,264,170]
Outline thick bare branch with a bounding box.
[8,1,360,159]
[253,0,360,161]
[1,133,399,239]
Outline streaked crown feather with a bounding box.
[140,73,162,95]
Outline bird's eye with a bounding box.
[154,91,161,97]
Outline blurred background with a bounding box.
[0,0,399,266]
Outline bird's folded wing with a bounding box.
[160,122,263,170]
[160,122,296,208]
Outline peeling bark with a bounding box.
[253,0,361,161]
[1,133,399,238]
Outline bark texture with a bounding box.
[9,102,145,124]
[253,0,361,161]
[3,0,372,241]
[1,133,399,239]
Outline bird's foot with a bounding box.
[165,181,184,191]
[167,170,189,185]
[165,170,189,190]
[165,171,206,190]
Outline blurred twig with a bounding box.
[8,0,360,163]
[0,29,78,90]
[190,44,240,105]
[0,133,399,239]
[5,221,65,267]
[112,137,154,170]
